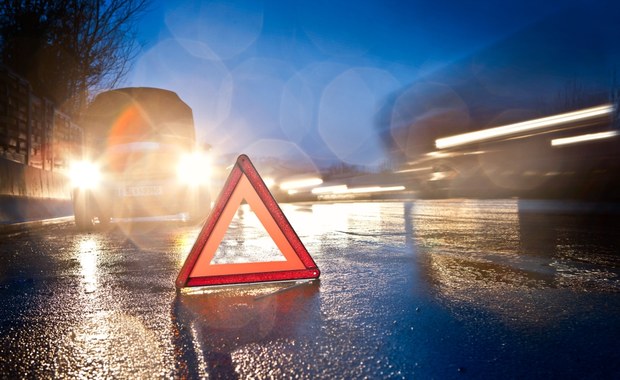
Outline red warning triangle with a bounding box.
[176,154,320,288]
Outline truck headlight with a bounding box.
[177,152,211,185]
[70,161,101,189]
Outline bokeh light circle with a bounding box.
[165,1,264,60]
[318,67,400,166]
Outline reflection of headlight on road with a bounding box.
[70,161,101,189]
[177,152,210,185]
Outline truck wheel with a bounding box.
[73,189,94,231]
[97,214,111,228]
[189,187,211,224]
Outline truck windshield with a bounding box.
[82,87,195,154]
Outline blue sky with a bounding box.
[127,0,606,169]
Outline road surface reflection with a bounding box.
[0,200,618,377]
[407,200,620,323]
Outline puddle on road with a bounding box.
[405,199,620,325]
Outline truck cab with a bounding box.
[70,87,211,230]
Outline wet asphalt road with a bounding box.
[1,200,619,379]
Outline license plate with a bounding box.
[118,185,163,197]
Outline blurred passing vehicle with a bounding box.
[397,103,620,200]
[70,87,211,230]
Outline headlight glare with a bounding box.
[70,161,101,189]
[177,152,210,185]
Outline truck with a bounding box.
[70,87,211,230]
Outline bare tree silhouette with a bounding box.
[0,0,150,116]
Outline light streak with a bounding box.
[312,185,348,194]
[551,130,618,146]
[312,184,405,195]
[395,167,433,174]
[279,177,323,191]
[435,104,614,149]
[344,186,406,194]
